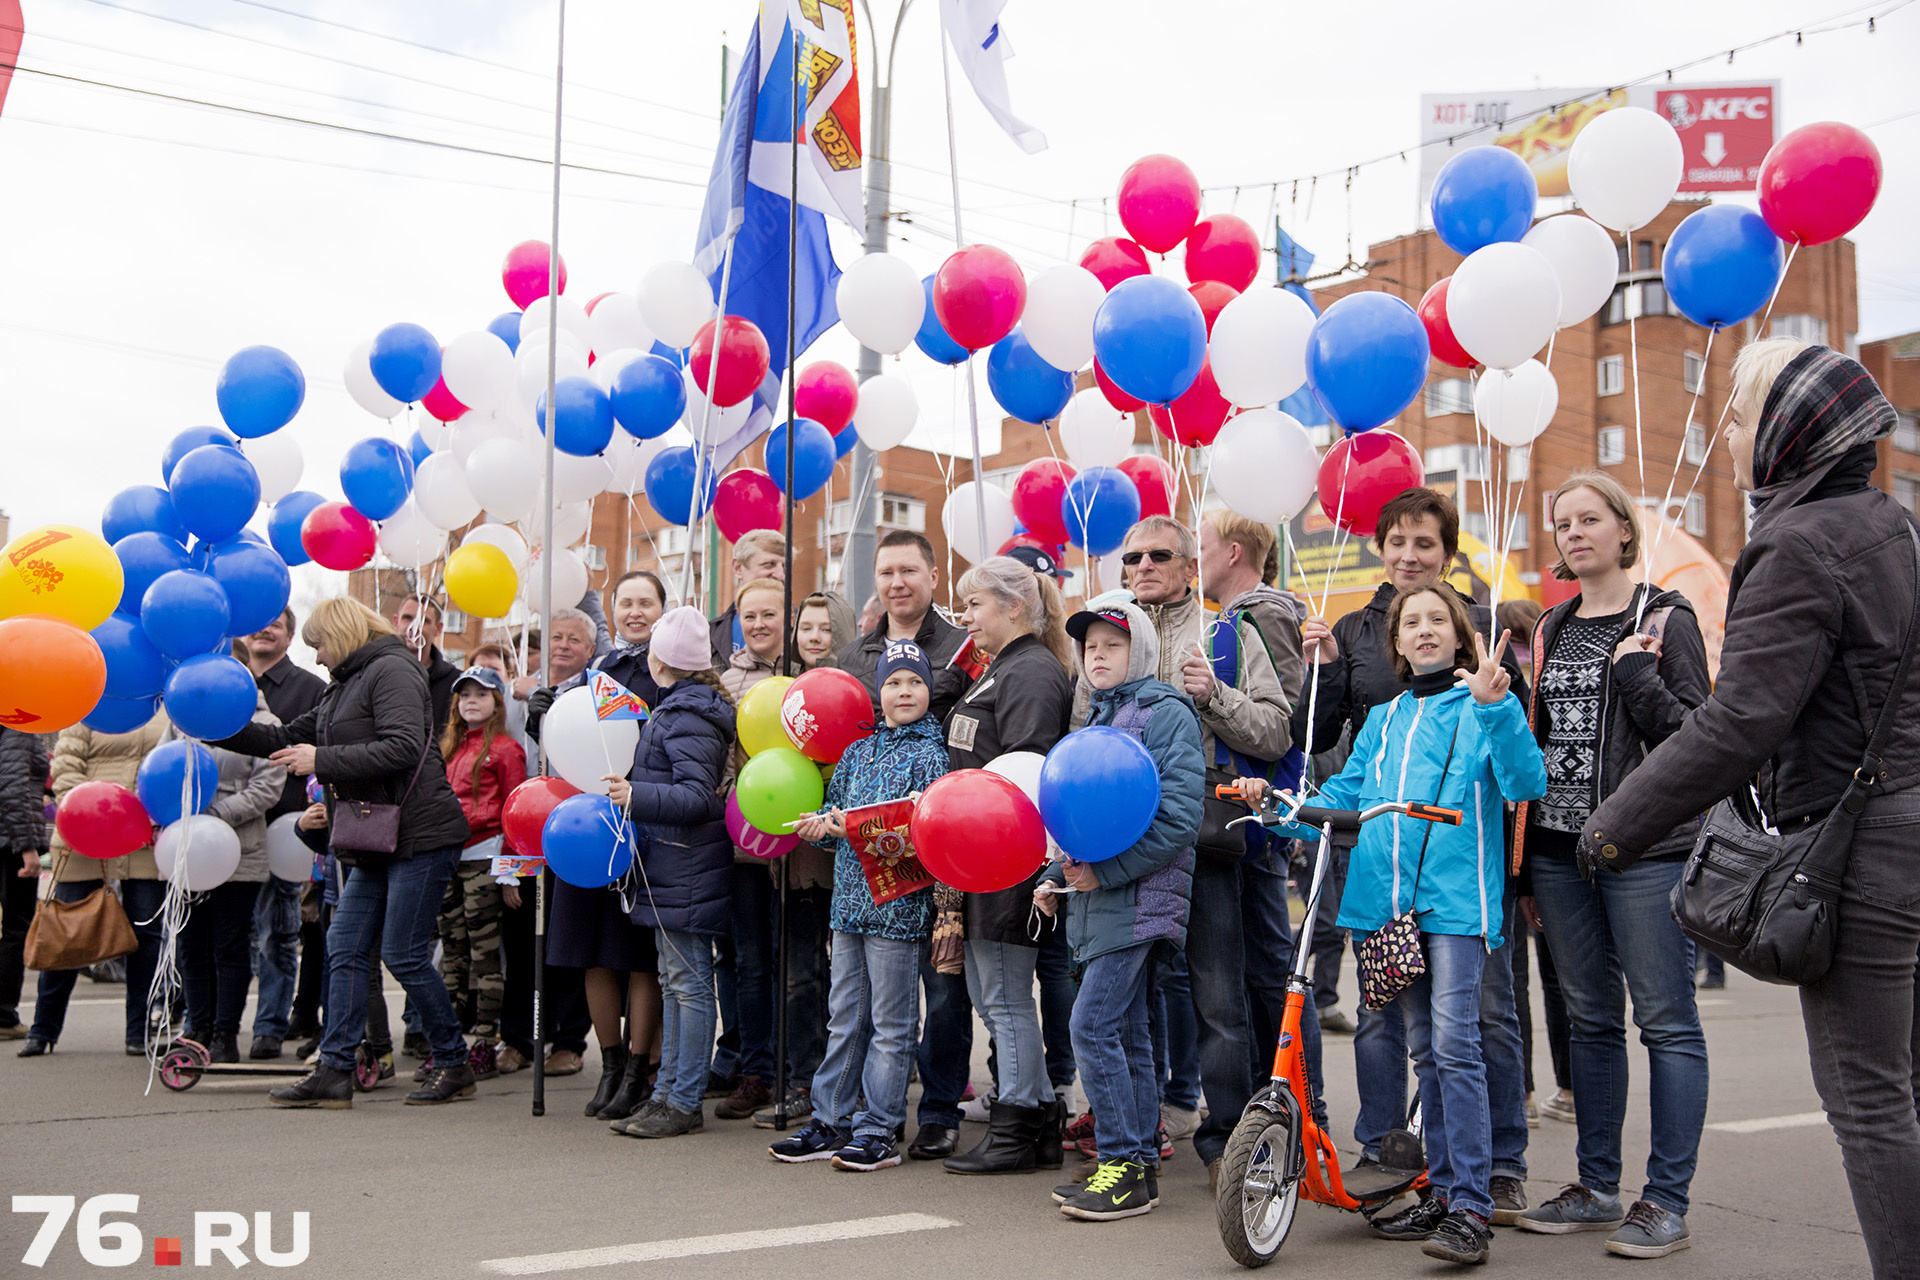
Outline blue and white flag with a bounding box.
[940,0,1046,154]
[1274,223,1328,429]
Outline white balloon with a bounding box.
[441,330,517,413]
[587,292,656,358]
[941,482,1016,565]
[463,523,529,575]
[524,544,589,612]
[851,374,917,451]
[343,339,402,419]
[1474,359,1560,447]
[154,816,241,891]
[1020,265,1105,373]
[835,253,926,356]
[412,452,481,529]
[377,498,447,567]
[264,812,311,883]
[466,438,542,522]
[1567,106,1684,233]
[680,368,753,441]
[449,410,520,465]
[1059,389,1134,469]
[1523,215,1620,330]
[1447,243,1563,371]
[1208,408,1320,524]
[516,342,590,412]
[542,451,613,507]
[541,685,639,795]
[590,347,645,393]
[241,432,303,506]
[414,416,456,452]
[519,295,595,349]
[1096,550,1126,594]
[1210,287,1317,407]
[602,431,642,494]
[983,751,1045,805]
[638,262,714,349]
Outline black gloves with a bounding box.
[525,686,556,742]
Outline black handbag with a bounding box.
[1671,524,1920,986]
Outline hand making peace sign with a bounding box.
[1456,629,1513,705]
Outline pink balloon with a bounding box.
[726,789,799,859]
[1078,236,1151,292]
[1116,155,1202,255]
[421,370,468,423]
[932,245,1026,351]
[794,361,859,436]
[502,240,566,309]
[1757,121,1884,247]
[1183,214,1262,291]
[713,468,783,542]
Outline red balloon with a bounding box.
[932,245,1027,351]
[780,667,875,764]
[712,468,783,542]
[689,316,771,408]
[1094,358,1146,413]
[55,780,151,860]
[1188,280,1239,336]
[1117,454,1175,520]
[1419,278,1476,370]
[1010,458,1077,547]
[794,361,859,435]
[1078,236,1151,292]
[502,239,566,309]
[1758,121,1884,247]
[1184,214,1261,291]
[910,769,1047,893]
[1116,154,1202,254]
[300,502,377,571]
[1317,429,1424,538]
[420,370,468,423]
[1148,356,1232,447]
[503,776,580,856]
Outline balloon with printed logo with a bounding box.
[688,316,771,408]
[154,816,242,890]
[1022,264,1106,372]
[1758,122,1883,247]
[713,468,783,542]
[1523,214,1620,329]
[912,769,1047,893]
[736,675,794,759]
[852,374,917,451]
[1446,242,1562,370]
[727,789,799,859]
[1117,454,1175,520]
[942,482,1017,565]
[735,746,826,836]
[163,653,258,741]
[267,491,325,567]
[1093,275,1208,405]
[1209,286,1317,407]
[299,502,377,571]
[444,542,517,618]
[103,486,187,546]
[1475,359,1560,447]
[1567,106,1684,233]
[368,322,442,403]
[161,427,239,484]
[932,245,1027,351]
[1418,278,1477,369]
[1060,466,1141,557]
[542,685,641,796]
[535,376,617,457]
[1316,429,1424,537]
[216,345,305,438]
[1038,726,1160,861]
[781,667,875,764]
[1148,355,1231,447]
[344,339,403,419]
[502,239,566,309]
[1189,281,1238,337]
[139,569,228,660]
[794,361,859,436]
[1078,236,1151,292]
[1306,291,1431,429]
[205,536,290,635]
[610,353,689,439]
[1059,389,1133,469]
[0,614,107,734]
[93,612,167,700]
[240,431,303,506]
[0,525,124,630]
[762,418,836,500]
[914,274,969,365]
[835,253,925,356]
[1184,213,1262,291]
[114,531,192,614]
[136,738,219,825]
[987,327,1074,425]
[503,775,579,856]
[1209,408,1320,525]
[1430,146,1538,255]
[1662,203,1786,331]
[1011,458,1076,548]
[56,780,152,860]
[1116,154,1201,254]
[338,437,415,522]
[169,445,260,544]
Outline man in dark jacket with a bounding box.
[1584,343,1920,1275]
[394,596,460,734]
[837,531,973,723]
[0,726,48,1039]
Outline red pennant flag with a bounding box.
[844,797,934,905]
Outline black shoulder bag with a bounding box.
[327,682,435,856]
[1672,524,1920,986]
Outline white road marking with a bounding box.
[1707,1111,1827,1134]
[479,1213,960,1275]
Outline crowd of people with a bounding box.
[2,339,1917,1273]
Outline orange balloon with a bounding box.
[0,614,107,733]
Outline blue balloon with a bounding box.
[914,275,968,366]
[268,491,327,566]
[169,443,261,543]
[163,654,259,741]
[339,437,415,522]
[368,322,442,403]
[610,354,688,439]
[103,485,186,545]
[406,431,433,470]
[85,694,161,735]
[137,739,220,825]
[161,427,239,484]
[93,612,168,699]
[543,794,636,888]
[987,327,1075,425]
[113,531,192,615]
[763,418,836,500]
[141,569,230,660]
[1304,292,1431,432]
[649,341,687,367]
[835,426,858,460]
[206,537,292,636]
[1037,726,1161,861]
[1663,204,1786,331]
[1430,146,1538,256]
[1092,276,1207,406]
[215,346,306,438]
[536,376,617,457]
[1061,465,1142,557]
[643,446,716,526]
[487,311,523,355]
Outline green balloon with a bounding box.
[736,746,826,834]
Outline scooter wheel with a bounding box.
[1216,1104,1303,1268]
[157,1045,204,1092]
[352,1045,382,1093]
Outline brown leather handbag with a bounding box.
[24,851,139,972]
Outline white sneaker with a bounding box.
[1539,1087,1576,1125]
[1160,1102,1202,1141]
[959,1092,993,1124]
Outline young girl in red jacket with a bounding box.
[439,666,528,1081]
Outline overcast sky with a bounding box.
[1,0,1914,553]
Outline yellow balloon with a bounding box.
[0,525,124,630]
[736,675,794,757]
[444,542,517,618]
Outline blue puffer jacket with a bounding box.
[1324,683,1546,948]
[624,678,736,938]
[821,714,949,941]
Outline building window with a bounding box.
[443,607,469,635]
[1771,314,1829,347]
[878,496,926,531]
[1604,287,1627,327]
[1598,356,1625,397]
[1684,492,1706,536]
[1423,378,1474,417]
[653,526,691,556]
[1461,511,1488,543]
[1502,512,1529,551]
[1615,241,1631,274]
[581,544,606,570]
[1685,422,1708,466]
[1599,426,1626,466]
[1424,442,1490,481]
[1640,280,1668,316]
[1894,412,1920,455]
[1683,350,1706,395]
[1635,240,1655,271]
[1897,473,1920,517]
[1543,491,1556,531]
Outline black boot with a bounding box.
[405,1061,477,1105]
[597,1053,651,1122]
[269,1062,354,1109]
[943,1101,1046,1174]
[1035,1097,1067,1170]
[584,1045,630,1118]
[207,1031,240,1064]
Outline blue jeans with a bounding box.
[1532,855,1708,1214]
[916,948,972,1127]
[812,932,920,1139]
[251,876,301,1039]
[1399,932,1494,1220]
[1036,921,1078,1091]
[1353,998,1409,1158]
[1151,949,1203,1110]
[963,939,1049,1108]
[31,878,167,1047]
[1187,856,1254,1164]
[654,927,718,1113]
[318,849,465,1071]
[1072,941,1161,1166]
[1242,854,1325,1126]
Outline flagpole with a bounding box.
[772,18,802,1134]
[684,230,739,608]
[937,18,990,558]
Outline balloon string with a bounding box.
[1624,232,1647,505]
[1318,442,1355,615]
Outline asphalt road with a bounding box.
[1,965,1869,1279]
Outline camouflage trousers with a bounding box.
[438,860,504,1040]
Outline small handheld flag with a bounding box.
[589,671,649,723]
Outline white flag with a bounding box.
[940,0,1047,155]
